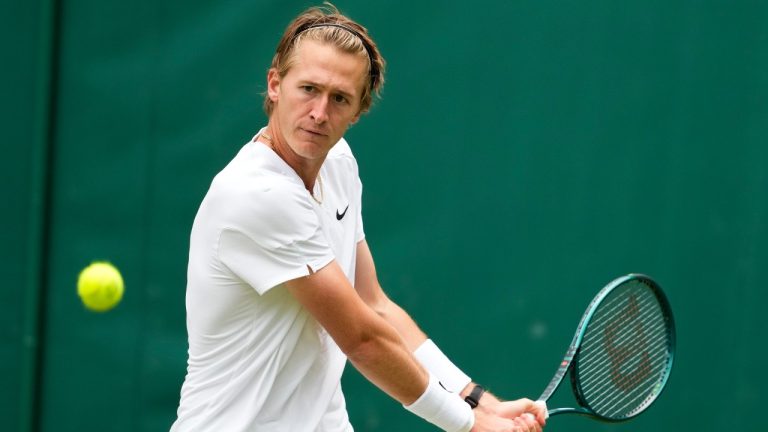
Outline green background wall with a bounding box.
[3,0,766,431]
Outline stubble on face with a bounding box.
[266,39,368,176]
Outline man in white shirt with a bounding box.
[171,4,548,432]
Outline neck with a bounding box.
[259,122,323,192]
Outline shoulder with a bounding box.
[328,137,355,159]
[326,137,360,175]
[204,145,319,248]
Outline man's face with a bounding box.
[267,39,368,162]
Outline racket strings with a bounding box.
[580,319,667,389]
[583,290,670,416]
[582,338,669,417]
[581,321,665,412]
[575,281,672,419]
[581,322,663,413]
[580,293,666,379]
[582,289,667,397]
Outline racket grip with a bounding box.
[535,400,550,419]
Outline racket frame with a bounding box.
[539,273,676,421]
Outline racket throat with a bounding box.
[548,407,592,417]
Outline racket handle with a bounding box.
[535,400,550,420]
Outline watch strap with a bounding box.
[464,384,485,409]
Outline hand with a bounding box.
[488,398,548,430]
[471,406,544,432]
[470,408,517,432]
[510,413,544,432]
[459,385,547,431]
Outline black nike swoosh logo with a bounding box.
[336,204,349,221]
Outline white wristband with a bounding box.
[414,339,472,393]
[404,373,474,432]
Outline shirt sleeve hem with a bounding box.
[255,253,336,295]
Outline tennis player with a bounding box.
[170,4,547,432]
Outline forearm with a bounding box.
[372,296,428,350]
[372,297,474,395]
[344,312,429,405]
[378,301,507,408]
[353,242,541,430]
[287,261,474,431]
[344,313,475,432]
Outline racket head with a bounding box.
[570,274,675,422]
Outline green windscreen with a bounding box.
[3,1,767,431]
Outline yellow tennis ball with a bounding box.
[77,261,124,312]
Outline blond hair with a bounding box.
[263,3,386,116]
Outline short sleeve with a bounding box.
[215,177,335,295]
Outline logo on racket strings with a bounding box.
[603,294,652,391]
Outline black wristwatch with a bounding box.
[464,384,485,409]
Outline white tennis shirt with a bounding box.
[171,135,364,431]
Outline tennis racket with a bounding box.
[538,273,675,422]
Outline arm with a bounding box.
[353,240,548,429]
[353,239,427,350]
[287,257,539,431]
[354,240,476,393]
[285,259,427,404]
[285,260,478,432]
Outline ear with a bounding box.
[267,68,280,102]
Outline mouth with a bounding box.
[299,127,327,138]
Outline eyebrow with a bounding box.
[300,79,357,100]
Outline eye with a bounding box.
[301,85,315,93]
[332,94,349,104]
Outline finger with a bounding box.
[527,415,543,432]
[523,413,539,432]
[522,413,540,431]
[511,418,524,432]
[514,416,534,432]
[497,417,516,428]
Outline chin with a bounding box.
[292,141,330,160]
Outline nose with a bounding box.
[309,96,329,124]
